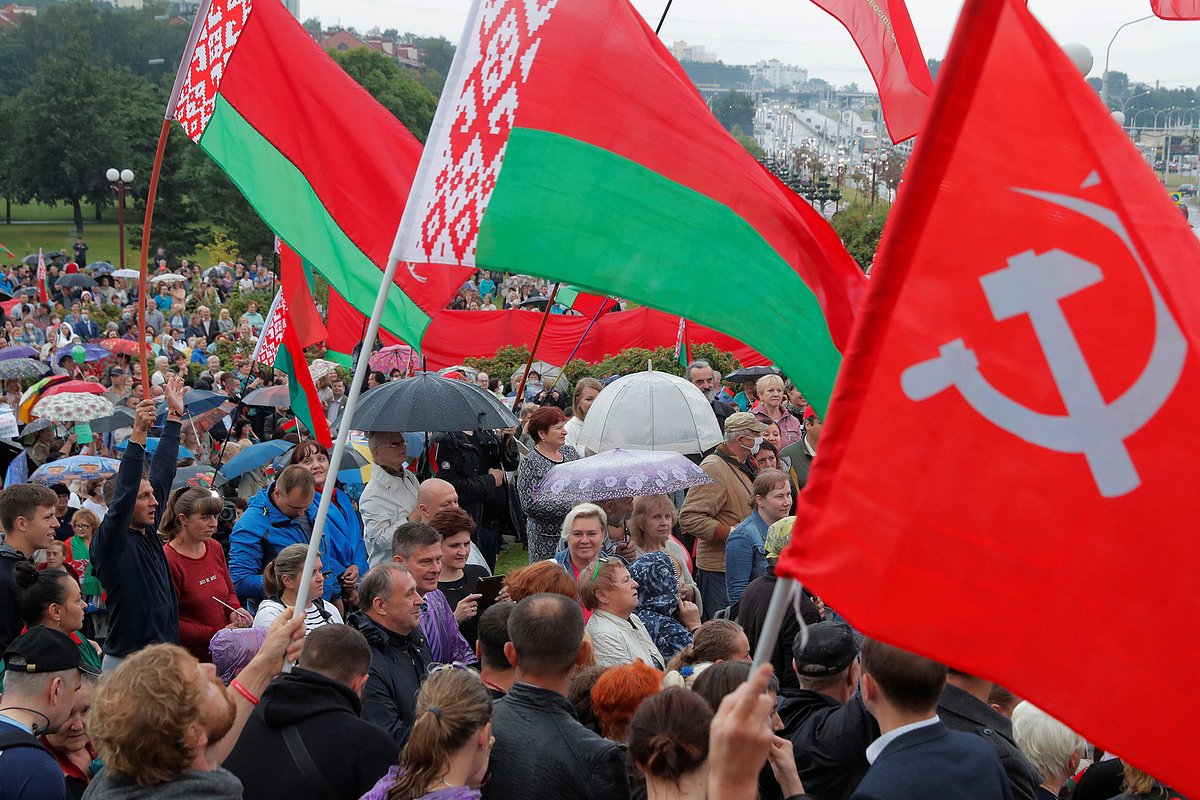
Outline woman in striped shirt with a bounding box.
[253,543,343,635]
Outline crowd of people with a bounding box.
[0,256,1181,799]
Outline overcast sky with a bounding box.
[298,0,1199,90]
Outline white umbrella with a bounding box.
[151,273,187,284]
[577,370,722,455]
[112,269,141,279]
[511,361,567,391]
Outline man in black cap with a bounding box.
[0,627,87,800]
[783,621,881,800]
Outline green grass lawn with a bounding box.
[1,202,216,265]
[495,539,529,576]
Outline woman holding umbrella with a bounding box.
[516,406,581,562]
[563,377,603,452]
[288,439,368,608]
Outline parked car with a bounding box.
[1180,183,1196,197]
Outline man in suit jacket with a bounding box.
[852,638,1011,800]
[939,671,1040,800]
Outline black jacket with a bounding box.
[224,667,398,800]
[786,692,880,800]
[347,611,432,746]
[0,543,32,651]
[737,565,821,695]
[429,430,520,533]
[938,684,1039,800]
[90,422,181,657]
[851,721,1012,800]
[482,682,630,800]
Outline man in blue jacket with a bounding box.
[228,465,352,604]
[852,639,1011,800]
[91,376,184,671]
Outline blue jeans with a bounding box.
[696,569,729,621]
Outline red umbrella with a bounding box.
[99,338,140,356]
[41,380,106,398]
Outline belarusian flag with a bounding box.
[252,280,332,448]
[674,318,691,368]
[1151,0,1200,19]
[169,0,470,348]
[556,285,616,318]
[391,0,866,413]
[780,0,1200,791]
[0,243,14,258]
[36,249,48,304]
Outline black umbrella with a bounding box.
[89,407,135,433]
[21,251,65,266]
[725,366,782,383]
[520,295,550,311]
[15,287,37,297]
[54,273,98,289]
[350,372,519,432]
[202,265,232,279]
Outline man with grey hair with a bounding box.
[686,358,736,432]
[679,411,763,616]
[1011,702,1085,800]
[359,431,420,567]
[346,563,431,745]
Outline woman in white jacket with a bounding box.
[580,558,665,669]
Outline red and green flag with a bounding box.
[0,243,14,259]
[169,0,470,348]
[556,285,616,318]
[251,247,332,447]
[36,248,49,304]
[391,0,866,412]
[674,317,691,368]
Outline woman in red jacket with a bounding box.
[163,486,250,661]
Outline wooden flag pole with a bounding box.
[512,282,561,410]
[136,118,172,398]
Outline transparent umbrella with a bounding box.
[577,370,722,455]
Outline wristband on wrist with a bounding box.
[230,678,260,705]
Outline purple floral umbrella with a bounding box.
[533,448,714,504]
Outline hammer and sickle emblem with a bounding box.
[900,184,1187,498]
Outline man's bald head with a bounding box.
[415,478,458,523]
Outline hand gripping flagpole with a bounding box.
[289,255,405,656]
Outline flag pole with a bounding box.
[289,254,407,655]
[512,282,561,410]
[136,0,213,398]
[654,0,675,34]
[750,576,798,675]
[559,296,613,370]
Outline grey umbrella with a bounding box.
[54,273,99,290]
[351,372,518,432]
[725,365,782,383]
[89,407,135,434]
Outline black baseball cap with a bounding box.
[792,621,858,677]
[3,626,95,675]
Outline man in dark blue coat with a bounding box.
[91,376,184,670]
[852,639,1011,800]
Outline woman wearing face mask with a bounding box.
[751,375,802,449]
[15,319,44,346]
[162,487,249,661]
[724,469,793,609]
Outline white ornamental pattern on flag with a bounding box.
[174,0,253,142]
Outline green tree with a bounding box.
[328,47,439,140]
[1,51,136,232]
[404,34,455,76]
[830,201,890,272]
[302,17,322,39]
[710,90,754,133]
[733,131,765,159]
[926,58,941,80]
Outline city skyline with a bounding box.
[300,0,1200,91]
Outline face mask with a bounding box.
[81,313,89,320]
[742,435,763,455]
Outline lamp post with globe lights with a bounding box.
[106,168,134,271]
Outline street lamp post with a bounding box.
[1102,15,1153,108]
[106,168,135,271]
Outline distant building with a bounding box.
[110,0,144,8]
[670,40,718,64]
[0,2,36,27]
[749,59,808,92]
[320,29,424,68]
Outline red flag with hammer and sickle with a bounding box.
[778,0,1200,792]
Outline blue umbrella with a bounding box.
[214,440,293,486]
[155,390,233,424]
[30,455,122,484]
[114,438,195,459]
[79,344,111,363]
[0,345,39,362]
[86,261,114,273]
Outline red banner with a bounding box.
[325,290,766,371]
[809,0,934,142]
[781,0,1200,793]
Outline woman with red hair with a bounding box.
[591,661,662,744]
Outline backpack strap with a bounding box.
[280,724,337,800]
